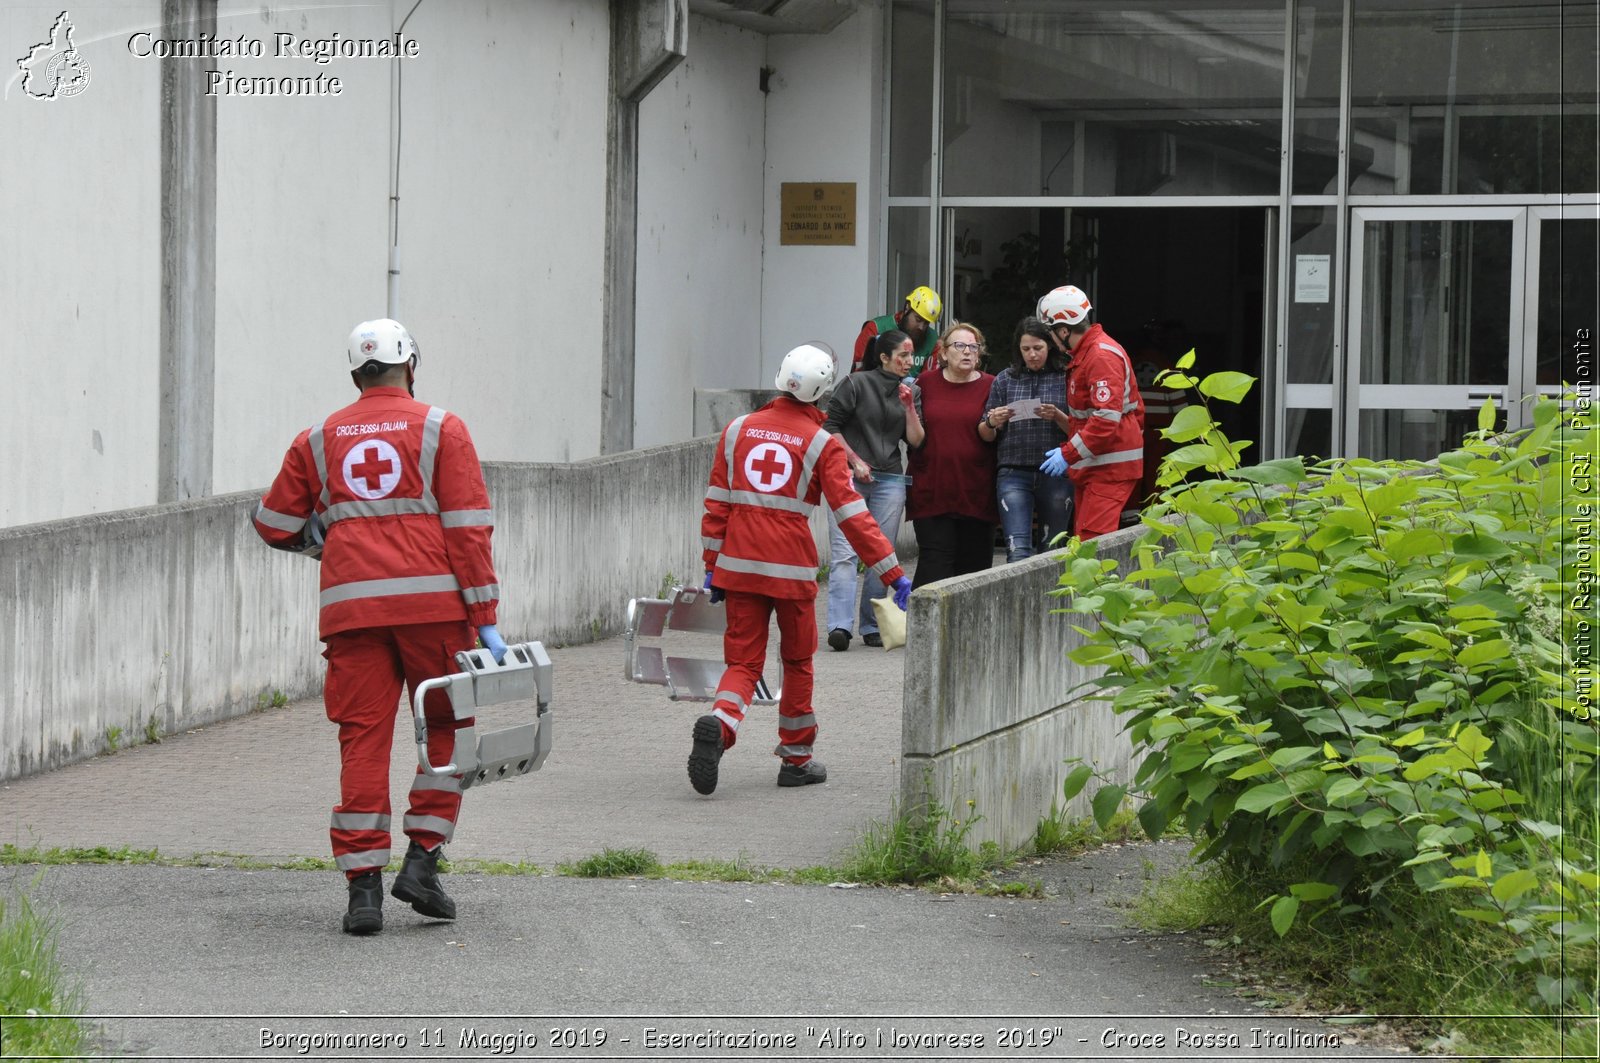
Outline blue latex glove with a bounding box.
[477,624,507,664]
[1039,447,1069,477]
[703,571,724,604]
[891,575,912,612]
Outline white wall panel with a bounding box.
[398,0,609,465]
[761,7,882,384]
[635,14,768,448]
[211,0,391,495]
[0,3,163,527]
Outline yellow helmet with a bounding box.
[904,285,942,324]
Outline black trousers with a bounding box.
[911,515,996,589]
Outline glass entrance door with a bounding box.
[1524,206,1600,407]
[1346,207,1526,460]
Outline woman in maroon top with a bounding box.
[907,323,999,588]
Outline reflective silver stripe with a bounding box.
[831,498,867,523]
[408,774,462,794]
[1074,447,1144,468]
[778,712,817,730]
[418,406,446,509]
[308,420,330,508]
[1105,344,1136,410]
[713,689,749,712]
[866,553,900,578]
[330,811,391,831]
[460,583,500,605]
[702,536,724,551]
[712,706,742,731]
[773,743,813,758]
[440,508,493,528]
[794,427,832,501]
[729,490,811,514]
[323,497,436,525]
[724,415,748,474]
[1070,435,1093,461]
[705,485,731,503]
[717,555,819,581]
[1067,405,1094,419]
[1089,408,1122,422]
[255,504,307,533]
[335,849,390,871]
[404,813,456,840]
[320,574,461,608]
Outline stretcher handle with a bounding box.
[411,674,458,776]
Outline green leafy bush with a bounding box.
[1054,361,1597,1009]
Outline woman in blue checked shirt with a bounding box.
[977,317,1072,562]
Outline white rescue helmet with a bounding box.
[1037,285,1093,328]
[774,342,836,404]
[347,319,420,370]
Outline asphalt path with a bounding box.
[3,585,1409,1060]
[7,842,1406,1061]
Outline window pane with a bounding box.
[1538,218,1599,388]
[1350,1,1598,195]
[1284,407,1332,460]
[886,205,932,315]
[1359,218,1514,387]
[889,1,936,197]
[1359,407,1504,461]
[1286,206,1337,384]
[942,1,1286,197]
[1291,0,1342,195]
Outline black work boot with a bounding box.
[391,841,456,920]
[778,759,828,787]
[688,714,725,795]
[341,871,383,935]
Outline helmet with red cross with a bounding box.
[347,319,420,372]
[774,342,836,404]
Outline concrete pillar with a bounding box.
[158,0,217,502]
[603,0,686,454]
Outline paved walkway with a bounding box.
[1,585,906,869]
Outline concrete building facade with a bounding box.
[3,0,1595,529]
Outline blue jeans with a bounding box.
[827,474,906,635]
[996,467,1073,562]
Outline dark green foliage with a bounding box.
[1055,366,1597,1010]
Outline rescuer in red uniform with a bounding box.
[1035,286,1146,539]
[691,342,912,795]
[254,319,505,935]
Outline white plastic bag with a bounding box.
[869,596,907,650]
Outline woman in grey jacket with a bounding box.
[821,330,925,649]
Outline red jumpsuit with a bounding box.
[702,396,905,764]
[254,386,499,878]
[1058,325,1146,538]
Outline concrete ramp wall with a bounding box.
[900,526,1144,853]
[1,440,735,780]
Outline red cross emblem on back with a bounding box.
[350,447,393,491]
[341,438,403,500]
[743,442,794,493]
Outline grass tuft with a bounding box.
[0,890,93,1058]
[1034,806,1141,855]
[1135,863,1599,1060]
[559,847,662,878]
[837,796,1009,885]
